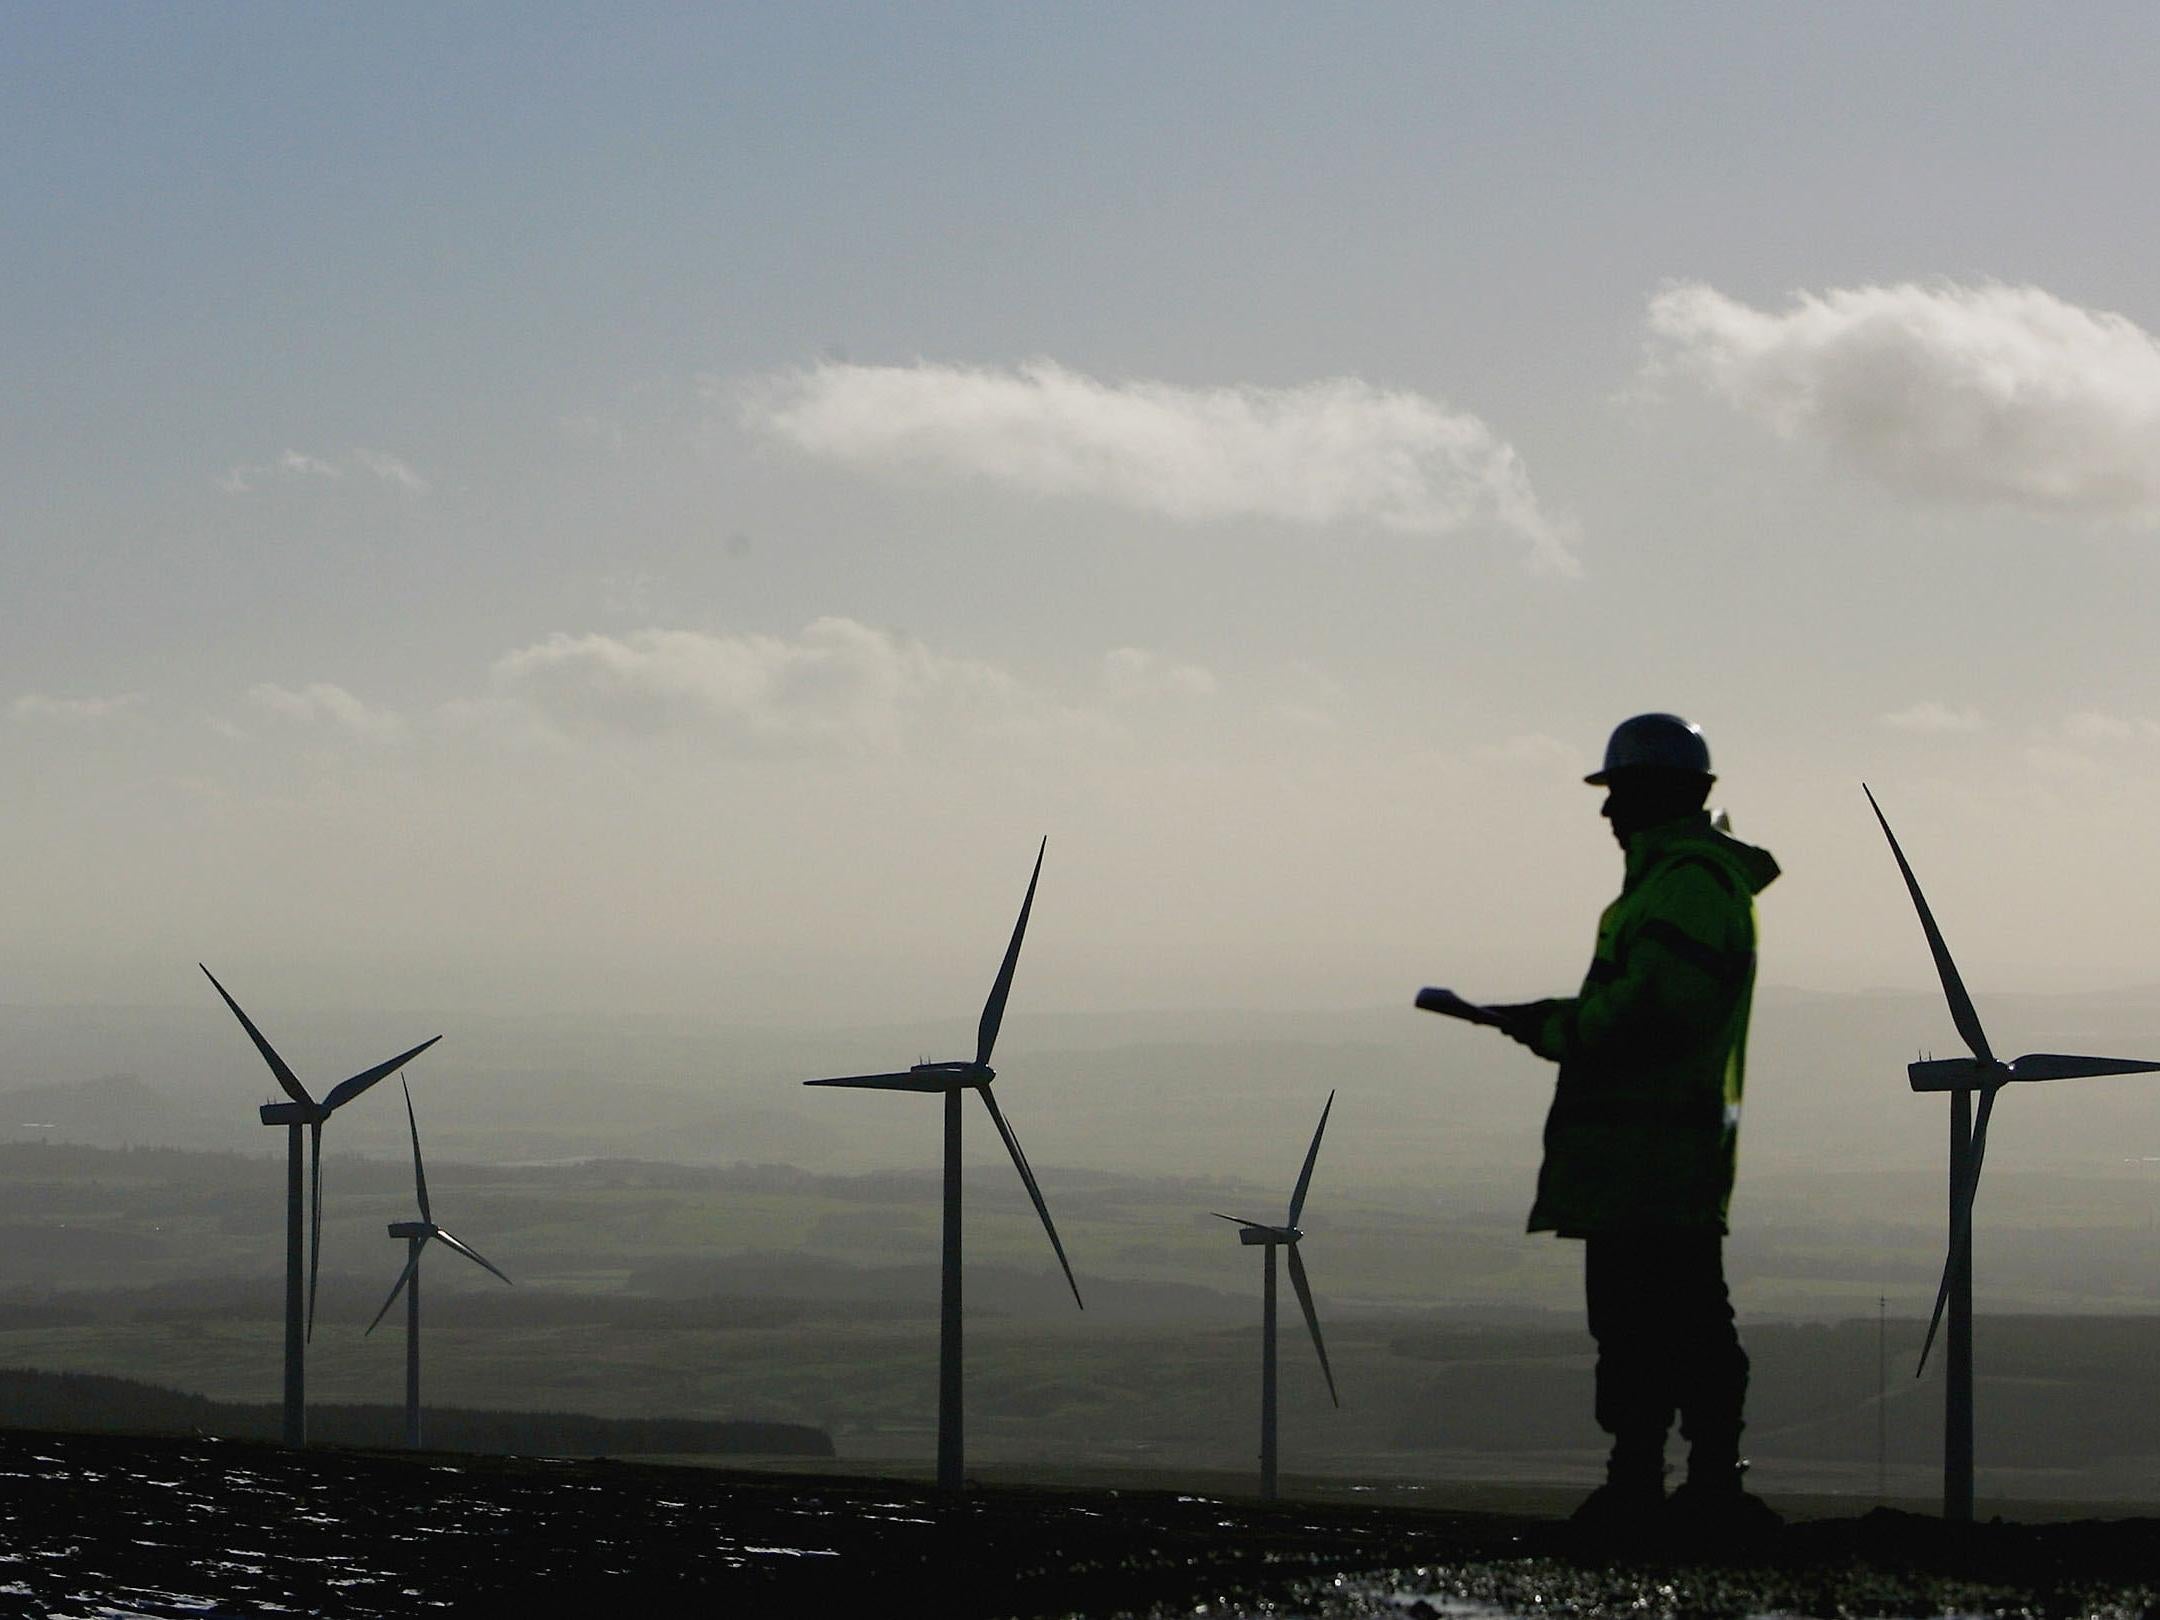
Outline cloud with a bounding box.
[246,682,406,741]
[487,618,1073,754]
[740,359,1578,573]
[2064,710,2160,745]
[216,451,340,494]
[279,450,340,480]
[217,448,428,495]
[1266,660,1348,734]
[1101,647,1217,703]
[1880,700,1985,734]
[1648,280,2160,520]
[349,449,429,493]
[10,692,143,722]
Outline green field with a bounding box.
[6,1141,2160,1507]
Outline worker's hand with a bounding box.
[1485,1000,1564,1052]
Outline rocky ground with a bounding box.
[1,1428,2156,1618]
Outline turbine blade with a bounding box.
[1963,1082,2000,1229]
[200,965,312,1107]
[1862,787,1995,1065]
[976,837,1046,1069]
[1285,1246,1339,1407]
[803,1071,951,1093]
[323,1035,442,1113]
[306,1120,323,1344]
[404,1078,431,1226]
[978,1087,1082,1310]
[1916,1084,1999,1377]
[1211,1213,1270,1230]
[1286,1090,1335,1228]
[2008,1053,2160,1082]
[366,1245,424,1336]
[432,1227,512,1287]
[1914,1245,1955,1379]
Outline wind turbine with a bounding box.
[1863,786,2160,1521]
[368,1079,511,1449]
[1213,1091,1340,1500]
[802,838,1081,1494]
[200,964,440,1448]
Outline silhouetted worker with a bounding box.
[1487,713,1780,1536]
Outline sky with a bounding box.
[9,4,2160,1026]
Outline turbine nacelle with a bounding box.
[1214,1212,1304,1246]
[1907,1057,2005,1092]
[921,1060,993,1089]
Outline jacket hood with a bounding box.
[1627,811,1780,896]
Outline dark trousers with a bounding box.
[1584,1229,1748,1480]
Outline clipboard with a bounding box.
[1414,986,1506,1028]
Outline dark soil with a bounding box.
[1,1427,2155,1618]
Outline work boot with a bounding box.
[1568,1443,1666,1541]
[1663,1460,1781,1545]
[1568,1478,1664,1538]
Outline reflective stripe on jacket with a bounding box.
[1527,812,1780,1236]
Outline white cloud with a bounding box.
[2013,713,2160,779]
[2064,710,2160,745]
[487,618,1072,754]
[215,450,342,493]
[1881,700,1985,734]
[1101,647,1217,703]
[280,450,341,480]
[740,359,1579,573]
[349,448,429,493]
[217,447,427,495]
[246,682,406,741]
[10,692,143,722]
[1648,280,2160,520]
[1267,660,1348,734]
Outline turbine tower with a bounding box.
[201,965,439,1448]
[1213,1091,1340,1500]
[802,838,1081,1494]
[1863,786,2160,1521]
[368,1079,511,1449]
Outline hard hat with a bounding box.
[1585,713,1713,785]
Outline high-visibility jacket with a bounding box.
[1525,812,1780,1236]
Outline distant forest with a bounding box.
[0,1368,832,1459]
